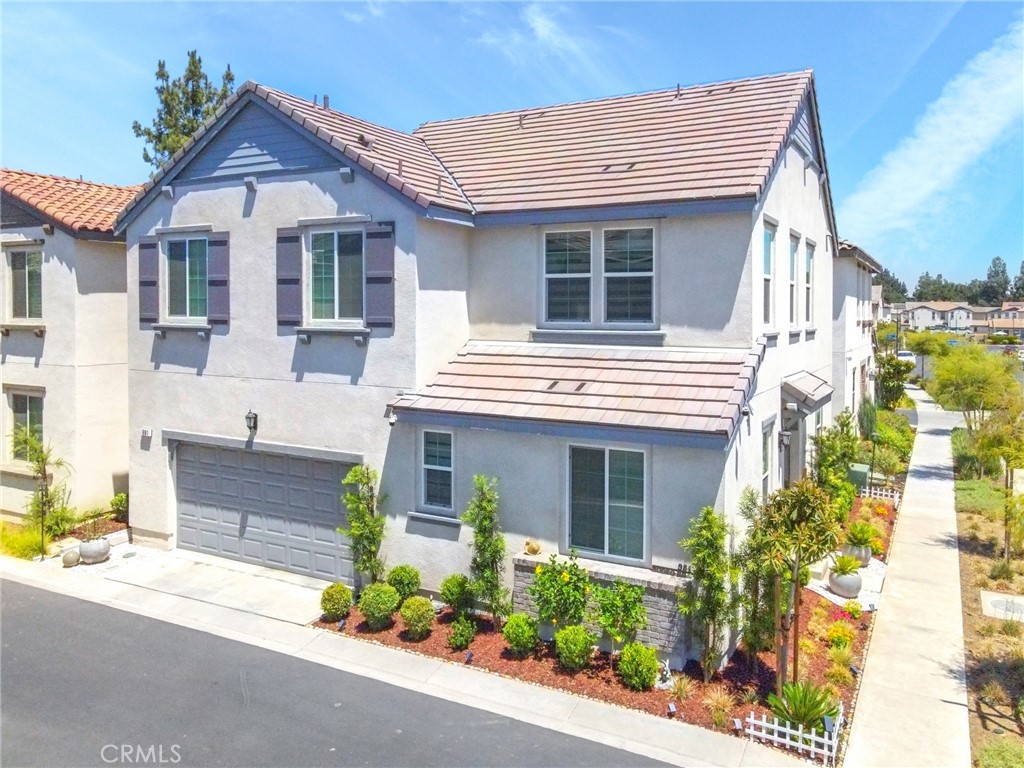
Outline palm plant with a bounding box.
[767,680,839,732]
[11,426,73,546]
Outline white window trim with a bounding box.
[805,240,816,326]
[789,233,800,327]
[304,226,367,328]
[161,233,209,324]
[7,387,44,463]
[763,220,777,328]
[761,418,776,501]
[538,221,659,331]
[420,429,455,515]
[564,442,650,566]
[543,228,592,324]
[4,245,43,322]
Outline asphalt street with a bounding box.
[1,581,666,768]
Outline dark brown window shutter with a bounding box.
[138,236,159,324]
[206,232,230,324]
[276,227,303,325]
[364,221,395,328]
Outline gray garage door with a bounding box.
[176,444,353,583]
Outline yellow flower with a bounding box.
[561,571,569,582]
[552,618,557,624]
[535,565,542,575]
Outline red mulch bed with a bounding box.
[312,592,874,733]
[68,519,127,539]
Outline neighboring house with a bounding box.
[970,307,997,339]
[1,170,139,517]
[989,303,1024,340]
[833,241,880,417]
[870,284,892,324]
[903,301,973,332]
[115,71,843,662]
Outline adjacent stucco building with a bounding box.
[1,170,139,517]
[832,241,879,417]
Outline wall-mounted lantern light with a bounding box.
[245,409,258,433]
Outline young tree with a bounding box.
[761,480,840,691]
[337,465,386,585]
[132,51,235,169]
[876,353,915,409]
[11,425,72,555]
[462,475,510,626]
[678,505,740,683]
[735,487,774,675]
[933,346,1018,434]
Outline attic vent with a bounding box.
[518,115,524,129]
[574,382,586,392]
[323,94,330,110]
[547,381,558,390]
[358,133,374,149]
[602,162,637,173]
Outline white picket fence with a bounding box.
[860,485,901,508]
[743,702,845,765]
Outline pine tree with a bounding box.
[982,257,1010,306]
[132,51,235,169]
[1012,261,1024,302]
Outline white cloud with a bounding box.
[476,3,628,96]
[838,13,1024,249]
[340,1,385,24]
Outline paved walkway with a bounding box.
[1,546,798,768]
[844,385,971,767]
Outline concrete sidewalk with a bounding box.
[1,546,798,768]
[844,386,971,767]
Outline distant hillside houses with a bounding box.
[891,300,1024,339]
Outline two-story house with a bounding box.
[989,302,1024,339]
[1,170,139,517]
[114,71,841,660]
[903,301,973,332]
[832,241,880,416]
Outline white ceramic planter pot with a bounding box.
[829,570,862,599]
[841,544,872,568]
[79,538,111,565]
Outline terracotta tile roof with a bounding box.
[392,340,767,441]
[837,240,882,273]
[414,71,814,213]
[1,169,141,236]
[906,301,971,312]
[781,371,833,413]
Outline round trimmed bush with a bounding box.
[386,565,421,604]
[826,620,855,648]
[399,595,435,641]
[502,613,538,658]
[440,573,475,616]
[617,642,659,691]
[448,615,476,650]
[358,582,401,631]
[320,582,353,621]
[554,625,595,672]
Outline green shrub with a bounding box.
[617,642,659,691]
[826,621,855,648]
[990,560,1014,580]
[0,523,49,559]
[25,497,77,538]
[978,738,1024,768]
[386,565,421,604]
[831,481,856,523]
[110,492,129,523]
[502,613,538,658]
[825,663,854,687]
[767,681,839,731]
[845,521,880,548]
[875,411,914,462]
[951,428,1000,479]
[857,397,877,440]
[440,573,475,616]
[527,550,590,626]
[399,595,435,640]
[842,600,862,619]
[448,615,476,650]
[358,582,400,631]
[590,578,647,652]
[320,583,353,621]
[554,625,595,672]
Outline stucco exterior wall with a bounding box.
[2,226,128,516]
[413,219,470,388]
[831,258,875,415]
[125,169,420,544]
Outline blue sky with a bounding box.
[1,2,1021,288]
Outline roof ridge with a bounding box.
[414,69,812,130]
[0,168,142,191]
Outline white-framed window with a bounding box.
[421,430,453,512]
[545,231,591,322]
[166,237,208,319]
[568,445,645,560]
[761,423,774,501]
[8,249,43,320]
[789,234,799,326]
[540,224,656,328]
[10,391,43,461]
[805,242,815,324]
[604,228,654,323]
[311,230,364,322]
[763,222,776,326]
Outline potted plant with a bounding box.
[842,521,877,567]
[828,554,862,599]
[78,508,112,564]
